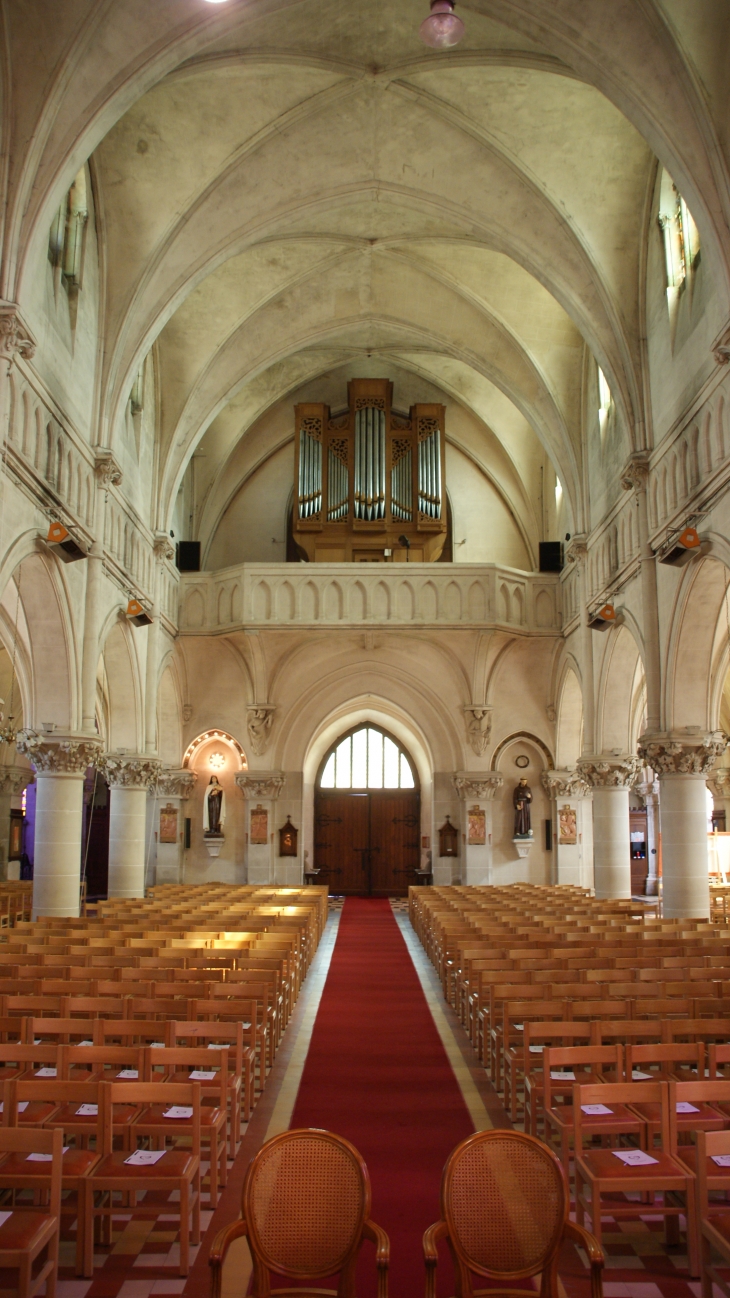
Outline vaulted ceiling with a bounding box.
[5,0,730,547]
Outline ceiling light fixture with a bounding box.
[419,0,465,48]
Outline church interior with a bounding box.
[1,1,730,1296]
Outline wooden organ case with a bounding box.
[294,379,447,563]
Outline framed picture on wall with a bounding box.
[467,805,486,846]
[250,804,268,845]
[159,804,178,845]
[558,804,578,845]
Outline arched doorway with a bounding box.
[315,725,420,896]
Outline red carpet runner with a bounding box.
[290,897,474,1298]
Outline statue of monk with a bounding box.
[513,778,532,837]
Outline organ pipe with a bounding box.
[298,428,322,519]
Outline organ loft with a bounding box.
[293,379,447,563]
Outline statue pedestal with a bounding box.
[512,836,534,860]
[204,834,225,859]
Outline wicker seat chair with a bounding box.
[423,1129,604,1298]
[209,1128,389,1298]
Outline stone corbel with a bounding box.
[565,534,588,566]
[620,452,650,493]
[246,705,275,757]
[453,772,503,801]
[235,771,286,801]
[463,705,492,757]
[0,304,36,368]
[153,532,175,563]
[94,449,123,490]
[16,730,101,774]
[638,730,728,776]
[712,324,730,365]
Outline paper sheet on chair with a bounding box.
[676,1102,700,1113]
[0,1102,28,1113]
[163,1106,193,1119]
[189,1071,216,1080]
[528,1046,544,1053]
[79,1041,94,1047]
[0,1212,12,1227]
[711,1155,730,1167]
[632,1070,652,1079]
[612,1149,658,1166]
[34,1068,56,1077]
[76,1104,98,1116]
[551,1071,575,1080]
[124,1149,167,1166]
[117,1070,138,1078]
[581,1104,613,1115]
[27,1149,68,1161]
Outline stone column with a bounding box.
[542,770,593,889]
[150,769,197,885]
[639,732,727,918]
[577,755,640,899]
[452,772,503,886]
[145,535,175,755]
[566,536,595,754]
[235,773,286,885]
[15,731,101,918]
[100,754,161,899]
[81,452,123,732]
[635,776,661,895]
[621,455,661,732]
[707,770,730,830]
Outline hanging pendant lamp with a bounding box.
[419,0,465,48]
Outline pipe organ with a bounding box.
[294,379,447,562]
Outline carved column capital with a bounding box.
[151,768,197,800]
[541,769,591,799]
[235,771,286,800]
[0,305,36,366]
[635,778,660,803]
[620,452,650,492]
[463,706,492,757]
[246,705,275,757]
[0,765,34,796]
[99,753,162,789]
[453,772,503,801]
[577,754,641,788]
[16,730,102,774]
[638,730,728,776]
[94,449,123,489]
[565,535,588,565]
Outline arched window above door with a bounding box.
[319,726,416,790]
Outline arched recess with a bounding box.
[490,731,554,772]
[556,664,583,769]
[667,557,730,731]
[597,624,645,755]
[492,733,551,886]
[157,664,182,768]
[182,729,247,771]
[98,621,144,753]
[0,551,75,731]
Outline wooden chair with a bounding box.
[0,1125,62,1298]
[88,1081,201,1277]
[573,1079,700,1276]
[139,1046,228,1207]
[209,1128,389,1298]
[422,1129,603,1298]
[169,1019,253,1151]
[543,1044,635,1178]
[522,1022,595,1136]
[0,1078,101,1276]
[696,1129,730,1298]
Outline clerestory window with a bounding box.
[658,169,699,293]
[48,168,89,296]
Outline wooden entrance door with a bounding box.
[315,790,420,896]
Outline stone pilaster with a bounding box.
[565,535,595,754]
[15,730,101,917]
[149,768,197,885]
[621,453,661,732]
[99,754,162,899]
[635,777,661,895]
[235,772,286,884]
[577,755,640,899]
[541,769,593,890]
[0,766,34,881]
[452,772,503,886]
[638,730,727,918]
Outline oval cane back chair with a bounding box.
[209,1128,389,1298]
[423,1129,603,1298]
